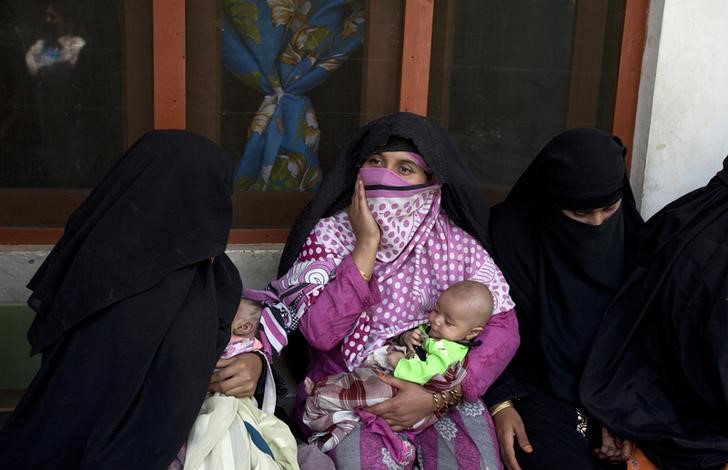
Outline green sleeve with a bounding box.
[393,338,468,385]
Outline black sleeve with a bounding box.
[484,369,529,407]
[252,351,267,401]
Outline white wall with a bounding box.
[631,0,728,219]
[0,245,283,304]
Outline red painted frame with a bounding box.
[399,0,434,115]
[612,0,650,171]
[153,0,186,129]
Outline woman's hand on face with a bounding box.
[365,374,432,431]
[594,427,632,463]
[349,178,380,247]
[208,352,263,398]
[493,406,532,470]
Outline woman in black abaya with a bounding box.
[0,130,243,469]
[484,128,644,469]
[582,157,728,470]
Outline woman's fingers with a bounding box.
[376,373,406,390]
[500,440,520,470]
[208,353,263,398]
[365,376,431,430]
[513,420,533,454]
[619,440,633,461]
[599,427,620,459]
[349,178,362,217]
[595,428,632,462]
[214,357,234,370]
[349,178,380,244]
[365,375,402,416]
[494,407,528,470]
[497,429,520,470]
[364,396,392,418]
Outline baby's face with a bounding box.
[427,289,487,341]
[232,299,261,338]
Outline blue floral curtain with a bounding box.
[221,0,365,191]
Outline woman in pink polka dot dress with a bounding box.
[246,113,520,469]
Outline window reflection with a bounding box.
[0,0,151,189]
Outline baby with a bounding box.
[222,297,264,358]
[303,280,493,465]
[172,298,296,470]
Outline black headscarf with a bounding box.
[26,129,237,353]
[278,112,492,275]
[487,128,643,404]
[0,130,243,469]
[581,158,728,470]
[278,112,492,381]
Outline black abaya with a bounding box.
[0,130,242,469]
[581,158,728,470]
[484,128,644,469]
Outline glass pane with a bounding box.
[0,1,153,193]
[428,0,626,194]
[186,0,404,229]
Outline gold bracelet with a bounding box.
[438,392,449,416]
[435,392,448,418]
[432,393,442,416]
[447,388,462,406]
[488,400,514,417]
[358,269,371,282]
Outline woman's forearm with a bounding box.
[299,254,381,351]
[351,236,378,279]
[460,308,520,401]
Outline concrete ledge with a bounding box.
[0,244,284,304]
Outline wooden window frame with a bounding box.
[0,0,648,245]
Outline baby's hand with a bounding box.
[387,350,406,369]
[402,329,424,352]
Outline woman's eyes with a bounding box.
[364,157,418,176]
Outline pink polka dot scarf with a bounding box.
[255,180,515,369]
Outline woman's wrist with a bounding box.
[352,239,378,279]
[488,399,514,417]
[432,387,463,417]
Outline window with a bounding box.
[0,0,153,229]
[428,0,626,203]
[0,0,646,243]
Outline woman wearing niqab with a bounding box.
[246,112,520,469]
[485,128,644,469]
[581,157,728,470]
[0,130,243,469]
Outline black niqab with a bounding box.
[0,130,243,469]
[488,128,643,404]
[27,129,235,353]
[581,157,728,470]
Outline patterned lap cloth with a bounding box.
[303,356,466,466]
